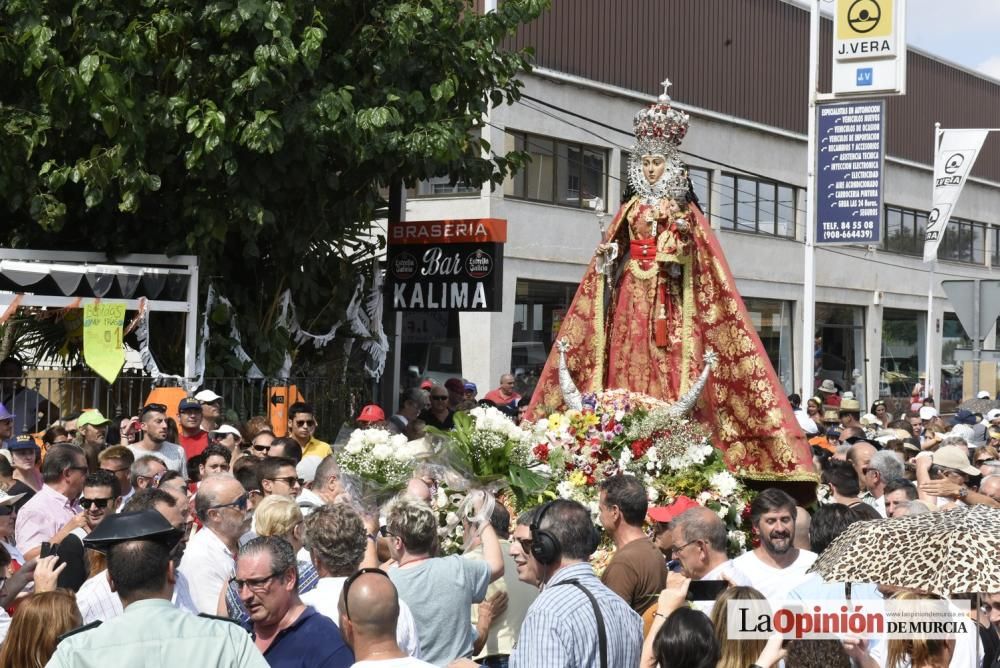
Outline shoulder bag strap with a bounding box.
[553,580,607,668]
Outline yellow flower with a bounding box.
[579,412,599,429]
[547,413,564,431]
[569,471,587,487]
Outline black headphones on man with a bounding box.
[529,500,601,565]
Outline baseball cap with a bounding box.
[977,391,992,399]
[178,398,202,412]
[210,424,242,437]
[464,382,478,394]
[931,445,981,477]
[918,406,938,421]
[7,434,39,451]
[194,389,222,403]
[296,455,323,484]
[419,380,433,390]
[986,409,1000,421]
[647,495,700,524]
[357,404,386,423]
[77,409,112,429]
[0,404,14,421]
[950,409,976,426]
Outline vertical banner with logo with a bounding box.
[832,0,906,96]
[387,219,506,311]
[923,129,990,262]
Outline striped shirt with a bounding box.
[511,562,643,668]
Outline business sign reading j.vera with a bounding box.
[816,100,885,244]
[387,219,506,312]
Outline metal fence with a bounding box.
[3,372,354,440]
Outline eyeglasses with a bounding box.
[294,419,316,427]
[342,568,391,620]
[80,497,115,509]
[230,570,284,593]
[378,525,395,538]
[431,396,449,401]
[671,540,699,556]
[207,493,249,512]
[66,430,77,437]
[101,465,130,474]
[251,443,271,452]
[265,476,301,487]
[512,536,534,553]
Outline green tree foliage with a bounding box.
[0,0,543,375]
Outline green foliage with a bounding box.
[0,0,544,376]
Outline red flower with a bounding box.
[532,443,549,462]
[586,475,596,486]
[630,438,652,459]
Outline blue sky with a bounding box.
[905,0,1000,79]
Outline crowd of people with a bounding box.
[0,360,997,667]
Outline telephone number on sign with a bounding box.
[821,229,877,241]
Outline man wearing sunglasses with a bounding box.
[259,457,302,499]
[179,474,251,614]
[287,402,332,460]
[55,469,120,590]
[249,430,275,460]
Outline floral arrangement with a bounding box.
[427,405,548,505]
[527,389,754,555]
[338,428,424,488]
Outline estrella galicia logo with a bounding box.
[927,208,940,225]
[944,153,965,175]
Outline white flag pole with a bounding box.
[923,122,941,402]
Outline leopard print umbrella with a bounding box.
[809,504,1000,596]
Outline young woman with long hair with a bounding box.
[0,590,82,668]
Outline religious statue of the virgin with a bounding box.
[527,81,816,483]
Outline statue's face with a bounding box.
[641,154,666,185]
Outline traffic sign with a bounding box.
[940,280,1000,343]
[952,349,1000,363]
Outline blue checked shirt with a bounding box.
[511,562,643,668]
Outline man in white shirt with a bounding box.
[127,405,188,478]
[178,474,250,614]
[670,506,749,584]
[77,488,199,623]
[858,449,905,517]
[732,488,817,603]
[301,504,420,657]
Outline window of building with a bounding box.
[941,313,970,405]
[938,217,986,264]
[504,131,607,209]
[743,298,794,394]
[399,312,462,389]
[880,309,925,405]
[884,205,986,264]
[407,177,480,197]
[617,156,711,211]
[716,173,796,237]
[814,303,865,406]
[512,279,578,398]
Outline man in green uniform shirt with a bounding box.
[47,510,268,668]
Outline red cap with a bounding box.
[357,404,386,423]
[647,495,700,523]
[444,377,465,393]
[419,380,433,390]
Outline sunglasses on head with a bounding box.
[141,403,167,416]
[342,568,392,620]
[80,497,115,510]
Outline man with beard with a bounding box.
[179,474,251,614]
[176,397,209,461]
[731,488,817,603]
[55,469,120,590]
[76,409,112,472]
[127,404,187,478]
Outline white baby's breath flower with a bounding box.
[557,481,575,499]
